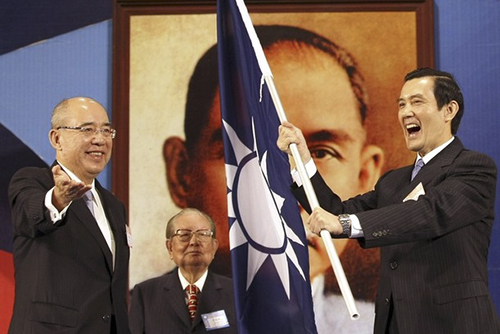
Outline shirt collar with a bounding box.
[178,268,208,292]
[417,136,455,165]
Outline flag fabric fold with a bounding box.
[217,0,318,333]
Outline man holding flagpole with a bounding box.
[278,68,500,333]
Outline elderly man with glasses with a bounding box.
[129,208,238,334]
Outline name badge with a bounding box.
[126,224,133,248]
[201,310,230,331]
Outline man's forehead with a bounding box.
[175,212,210,227]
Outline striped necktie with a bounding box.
[186,284,199,321]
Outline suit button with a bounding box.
[385,298,390,304]
[102,315,111,322]
[390,261,398,269]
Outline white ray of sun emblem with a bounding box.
[223,117,306,299]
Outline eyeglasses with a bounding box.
[57,126,116,139]
[172,229,214,242]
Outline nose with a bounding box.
[399,104,414,118]
[91,131,107,144]
[189,233,201,244]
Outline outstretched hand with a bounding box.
[51,165,92,210]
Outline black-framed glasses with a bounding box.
[57,126,116,139]
[172,229,214,242]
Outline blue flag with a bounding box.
[217,0,318,333]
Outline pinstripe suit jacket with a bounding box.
[294,137,500,334]
[8,164,131,334]
[129,269,238,334]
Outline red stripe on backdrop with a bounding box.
[0,250,14,334]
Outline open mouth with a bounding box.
[406,124,421,136]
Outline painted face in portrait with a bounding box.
[267,42,384,281]
[49,97,113,184]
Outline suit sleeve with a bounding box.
[358,150,497,248]
[9,167,60,238]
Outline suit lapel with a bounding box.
[71,197,114,272]
[194,272,222,326]
[49,161,115,272]
[164,269,192,327]
[400,137,464,201]
[411,137,463,185]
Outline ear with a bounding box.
[211,238,219,259]
[163,136,192,208]
[166,239,174,260]
[443,100,459,123]
[358,144,384,192]
[49,129,61,151]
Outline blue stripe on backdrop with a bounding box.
[434,0,500,310]
[0,0,111,55]
[0,21,113,188]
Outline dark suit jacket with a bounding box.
[129,269,238,334]
[8,164,131,334]
[294,138,500,334]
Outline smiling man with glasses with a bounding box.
[129,208,238,334]
[7,97,131,334]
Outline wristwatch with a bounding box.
[338,214,352,238]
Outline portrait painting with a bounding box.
[113,1,433,332]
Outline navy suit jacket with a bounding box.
[8,164,131,334]
[129,269,238,334]
[294,138,500,334]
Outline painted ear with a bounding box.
[163,136,192,208]
[358,144,384,192]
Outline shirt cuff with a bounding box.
[349,214,364,238]
[45,187,71,224]
[291,159,317,187]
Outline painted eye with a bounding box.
[310,145,341,161]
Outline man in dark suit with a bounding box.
[8,97,131,334]
[129,208,237,334]
[278,68,500,333]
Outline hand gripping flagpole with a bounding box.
[233,0,359,320]
[266,75,360,321]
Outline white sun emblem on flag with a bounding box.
[223,118,306,299]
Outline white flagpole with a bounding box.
[234,0,360,320]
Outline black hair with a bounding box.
[405,67,464,134]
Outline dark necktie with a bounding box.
[186,284,199,321]
[411,158,425,181]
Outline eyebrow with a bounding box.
[78,121,113,127]
[304,129,353,144]
[397,93,425,103]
